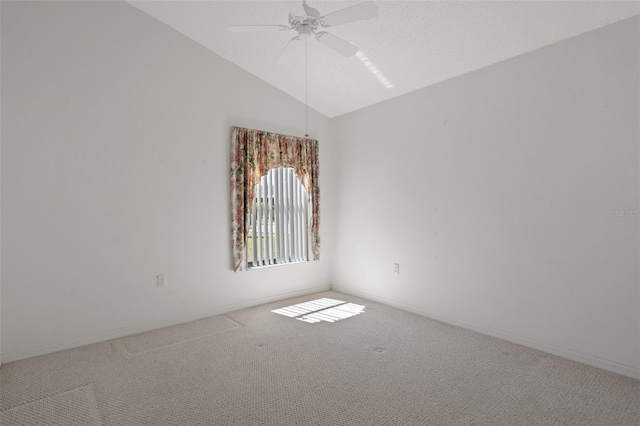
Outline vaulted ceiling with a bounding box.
[129,1,639,117]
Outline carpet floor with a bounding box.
[1,291,638,425]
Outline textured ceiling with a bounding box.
[128,1,639,117]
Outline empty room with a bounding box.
[1,0,638,425]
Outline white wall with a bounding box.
[1,1,337,362]
[332,16,639,378]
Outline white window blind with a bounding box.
[248,167,310,268]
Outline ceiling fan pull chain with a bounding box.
[305,38,309,138]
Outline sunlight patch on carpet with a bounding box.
[272,298,365,323]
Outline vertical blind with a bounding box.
[249,167,309,268]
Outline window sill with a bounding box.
[247,260,308,270]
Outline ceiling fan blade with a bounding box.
[302,0,321,19]
[228,25,290,32]
[276,36,301,64]
[315,32,359,57]
[319,1,378,27]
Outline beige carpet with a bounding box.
[0,385,102,426]
[1,291,638,425]
[120,314,242,356]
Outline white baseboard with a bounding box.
[333,285,640,380]
[1,285,330,363]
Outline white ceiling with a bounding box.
[128,0,639,117]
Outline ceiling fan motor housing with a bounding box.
[290,15,318,39]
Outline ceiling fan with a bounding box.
[228,1,378,61]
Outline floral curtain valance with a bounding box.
[230,126,320,271]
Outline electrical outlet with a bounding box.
[393,263,400,274]
[157,274,166,288]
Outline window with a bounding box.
[230,126,320,271]
[247,167,309,268]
